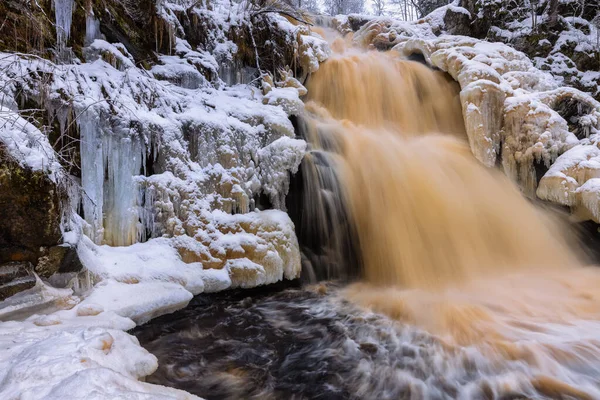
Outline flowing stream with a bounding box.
[133,32,600,399]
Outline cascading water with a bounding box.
[134,31,600,399]
[299,32,600,398]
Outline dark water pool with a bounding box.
[131,282,558,400]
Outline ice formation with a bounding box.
[54,0,74,54]
[0,307,200,399]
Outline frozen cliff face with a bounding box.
[0,0,331,308]
[350,15,600,216]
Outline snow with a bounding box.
[0,105,63,178]
[263,87,305,115]
[82,280,193,325]
[86,39,136,70]
[537,136,600,220]
[0,315,200,399]
[479,1,600,99]
[257,136,307,209]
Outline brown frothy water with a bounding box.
[301,31,600,398]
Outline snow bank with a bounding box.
[0,105,62,178]
[0,311,200,399]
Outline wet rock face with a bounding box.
[0,150,81,298]
[0,154,62,265]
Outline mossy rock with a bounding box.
[0,0,55,56]
[0,148,63,265]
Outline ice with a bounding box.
[85,11,102,46]
[102,132,145,247]
[54,0,75,52]
[0,317,200,399]
[82,280,193,324]
[258,137,307,210]
[79,111,105,244]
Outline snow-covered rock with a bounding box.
[0,312,200,399]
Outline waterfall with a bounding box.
[293,29,600,398]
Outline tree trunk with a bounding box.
[548,0,559,28]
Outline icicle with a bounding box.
[54,0,75,56]
[85,10,102,46]
[78,110,105,244]
[100,128,147,246]
[136,181,159,243]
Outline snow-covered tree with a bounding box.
[324,0,365,15]
[391,0,450,18]
[387,0,418,20]
[372,0,386,15]
[294,0,321,13]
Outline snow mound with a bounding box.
[0,312,200,399]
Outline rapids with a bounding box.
[133,30,600,399]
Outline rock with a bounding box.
[0,151,63,265]
[35,244,83,279]
[359,342,378,354]
[0,262,36,301]
[35,246,69,278]
[347,15,373,32]
[0,261,33,285]
[443,7,473,37]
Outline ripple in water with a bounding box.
[132,281,600,400]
